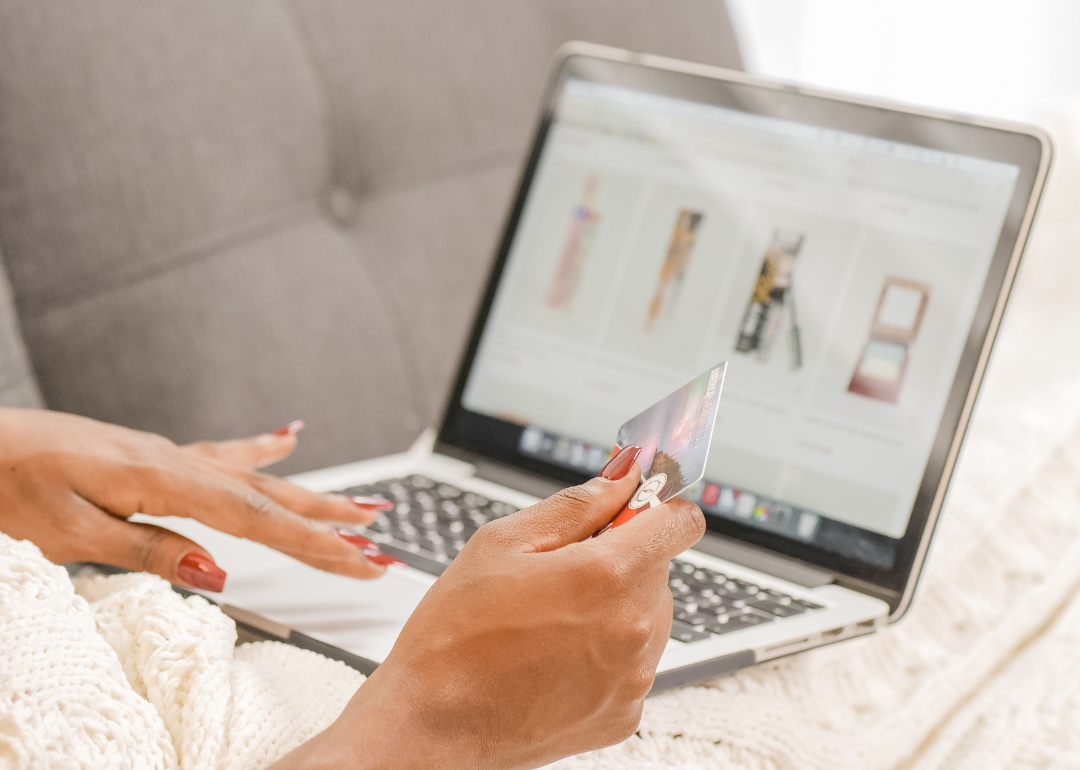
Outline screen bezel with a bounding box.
[436,43,1051,614]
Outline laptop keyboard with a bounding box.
[336,474,823,643]
[667,559,823,642]
[337,475,519,575]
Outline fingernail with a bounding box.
[599,445,641,481]
[337,529,405,567]
[337,529,374,548]
[272,420,305,437]
[352,496,395,511]
[177,552,227,592]
[364,551,405,567]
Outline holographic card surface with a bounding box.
[616,362,726,508]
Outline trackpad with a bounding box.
[138,515,435,663]
[218,565,433,663]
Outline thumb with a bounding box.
[506,462,641,551]
[599,496,706,567]
[90,509,228,592]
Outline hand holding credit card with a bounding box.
[594,362,726,536]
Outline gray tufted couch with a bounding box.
[0,1,741,474]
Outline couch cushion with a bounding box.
[294,0,742,193]
[22,211,424,473]
[0,249,42,408]
[0,0,329,317]
[347,162,521,421]
[0,0,741,471]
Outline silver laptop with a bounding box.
[164,42,1050,691]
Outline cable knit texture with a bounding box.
[0,543,361,770]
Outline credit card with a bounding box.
[597,362,726,534]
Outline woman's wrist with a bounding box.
[271,676,478,770]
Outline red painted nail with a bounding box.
[337,529,375,548]
[337,530,404,566]
[177,552,227,592]
[363,550,405,567]
[352,496,395,511]
[599,445,641,481]
[272,420,305,437]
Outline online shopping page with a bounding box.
[463,79,1018,540]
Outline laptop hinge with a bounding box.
[471,459,569,500]
[692,531,834,588]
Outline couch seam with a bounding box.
[340,153,522,430]
[17,199,324,321]
[344,223,435,430]
[18,143,520,323]
[358,145,523,202]
[281,0,339,201]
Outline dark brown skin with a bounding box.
[0,408,387,585]
[273,469,705,770]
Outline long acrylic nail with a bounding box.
[599,445,641,481]
[337,529,375,548]
[352,496,395,511]
[364,550,405,566]
[177,552,227,592]
[272,420,305,437]
[337,529,405,567]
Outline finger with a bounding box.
[108,466,374,563]
[183,431,298,470]
[80,503,229,592]
[88,492,387,584]
[598,496,706,566]
[239,470,390,525]
[277,538,390,580]
[502,465,641,552]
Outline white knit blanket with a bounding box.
[4,113,1080,770]
[0,544,362,770]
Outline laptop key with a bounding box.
[376,541,449,576]
[368,518,390,534]
[749,599,806,618]
[420,538,445,554]
[488,501,515,517]
[762,589,794,604]
[438,520,472,539]
[700,600,734,616]
[707,611,774,635]
[669,620,712,643]
[674,610,712,627]
[332,476,529,576]
[793,598,824,611]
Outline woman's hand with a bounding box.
[0,408,394,591]
[275,461,706,770]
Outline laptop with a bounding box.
[158,42,1051,691]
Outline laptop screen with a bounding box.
[446,71,1026,576]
